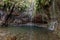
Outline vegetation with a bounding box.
[36,0,52,13]
[35,0,54,20]
[0,0,29,12]
[0,0,56,26]
[0,0,29,27]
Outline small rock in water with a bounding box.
[48,21,58,31]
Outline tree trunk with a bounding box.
[1,4,15,27]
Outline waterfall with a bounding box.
[25,0,34,22]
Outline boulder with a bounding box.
[32,14,48,24]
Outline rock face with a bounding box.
[0,10,31,25]
[32,14,48,24]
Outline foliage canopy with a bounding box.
[0,0,29,12]
[36,0,51,12]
